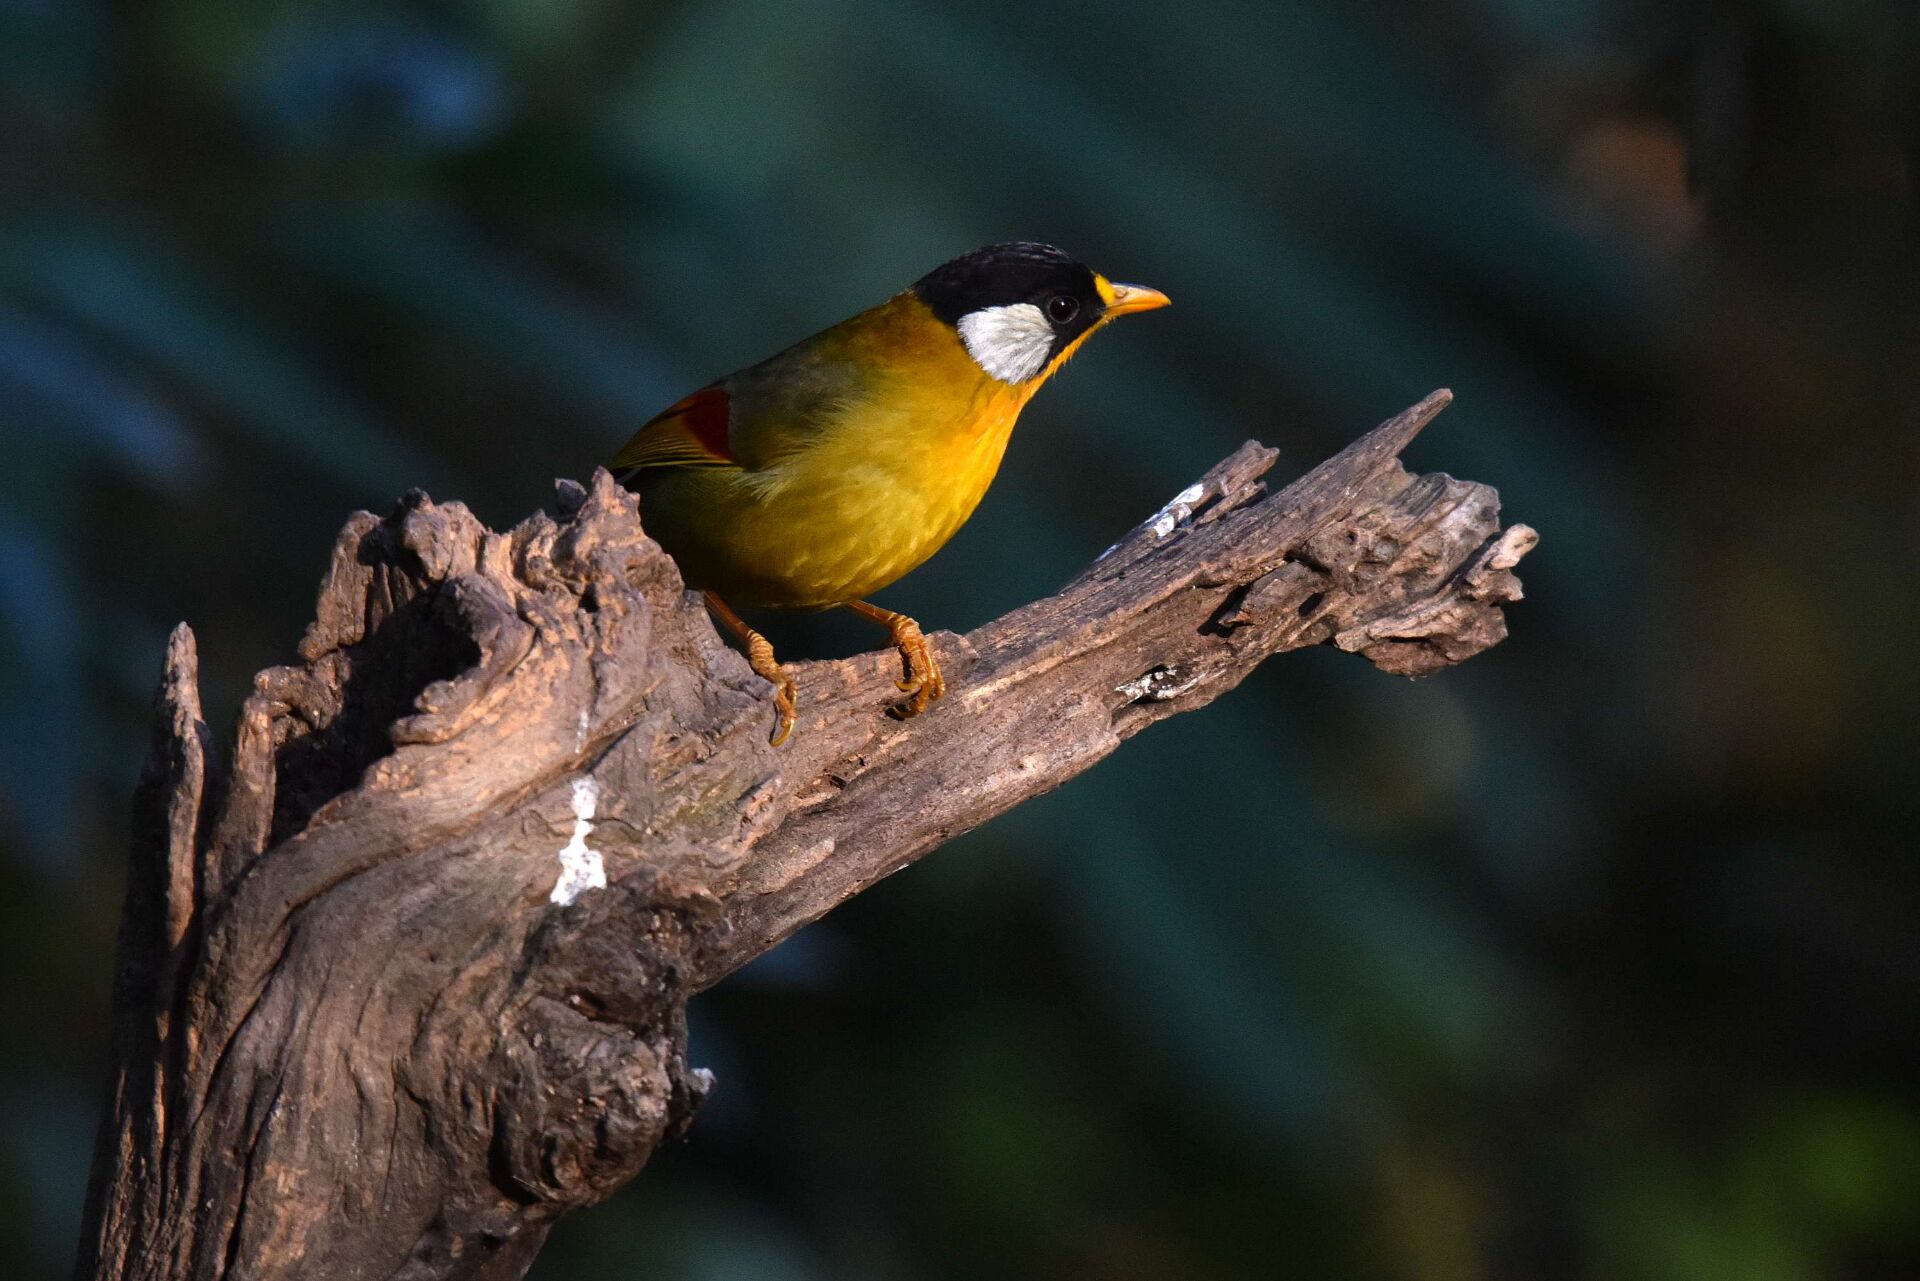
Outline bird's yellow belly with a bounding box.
[639,395,1019,609]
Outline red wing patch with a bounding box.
[610,383,733,475]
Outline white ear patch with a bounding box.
[957,302,1054,383]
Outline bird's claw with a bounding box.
[887,622,944,720]
[767,671,797,746]
[744,630,798,746]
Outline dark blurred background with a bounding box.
[4,0,1918,1277]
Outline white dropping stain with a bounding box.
[1148,483,1207,538]
[574,709,590,752]
[548,776,605,906]
[1116,665,1204,704]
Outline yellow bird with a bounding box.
[612,242,1170,744]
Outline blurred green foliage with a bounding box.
[3,0,1917,1277]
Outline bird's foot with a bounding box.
[843,599,945,723]
[745,631,798,746]
[704,590,797,745]
[885,616,945,719]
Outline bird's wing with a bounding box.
[720,327,875,467]
[610,383,735,478]
[614,299,908,478]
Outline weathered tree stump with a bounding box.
[76,391,1535,1280]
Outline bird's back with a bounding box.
[623,291,1025,608]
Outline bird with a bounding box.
[611,241,1170,745]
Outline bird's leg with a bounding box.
[702,591,796,746]
[843,599,945,719]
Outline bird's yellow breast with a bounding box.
[638,294,1066,608]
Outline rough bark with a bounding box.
[76,390,1535,1281]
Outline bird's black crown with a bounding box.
[913,242,1105,344]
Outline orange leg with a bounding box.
[703,592,796,746]
[843,599,945,719]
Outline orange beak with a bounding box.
[1102,281,1172,317]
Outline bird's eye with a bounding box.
[1046,294,1079,324]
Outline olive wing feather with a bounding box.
[613,319,881,480]
[610,383,735,477]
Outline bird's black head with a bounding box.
[911,242,1169,383]
[914,242,1103,331]
[912,242,1107,383]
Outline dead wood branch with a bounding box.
[76,389,1534,1281]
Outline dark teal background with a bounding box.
[3,2,1917,1277]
